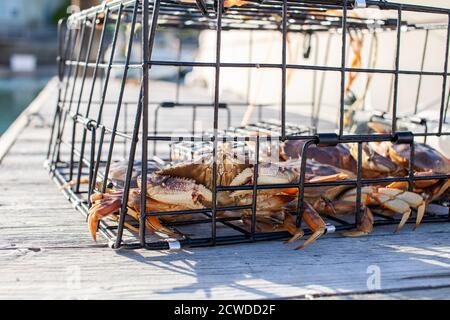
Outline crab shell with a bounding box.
[157,151,251,206]
[388,143,450,174]
[138,174,213,210]
[349,143,405,179]
[230,159,354,200]
[280,140,357,173]
[102,160,163,189]
[160,151,251,188]
[368,121,450,175]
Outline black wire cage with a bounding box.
[46,0,450,250]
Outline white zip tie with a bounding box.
[354,0,367,9]
[167,240,181,251]
[326,224,336,234]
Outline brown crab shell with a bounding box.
[230,159,354,201]
[157,151,252,206]
[389,143,450,174]
[157,151,251,189]
[105,160,163,189]
[280,140,357,173]
[349,143,406,179]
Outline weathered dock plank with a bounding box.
[0,79,450,300]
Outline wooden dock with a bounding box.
[1,79,450,300]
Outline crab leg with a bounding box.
[293,202,326,250]
[312,194,375,237]
[377,188,426,231]
[242,211,305,243]
[427,179,450,203]
[90,190,124,202]
[127,189,186,238]
[284,228,305,244]
[342,186,426,232]
[387,179,449,229]
[241,202,325,250]
[126,208,181,239]
[315,198,354,216]
[371,191,411,232]
[341,206,375,237]
[181,0,252,9]
[413,172,440,189]
[88,189,186,241]
[61,177,90,190]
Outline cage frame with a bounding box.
[47,0,450,250]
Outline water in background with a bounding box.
[0,75,51,135]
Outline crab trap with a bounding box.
[46,0,450,250]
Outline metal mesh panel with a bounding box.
[46,0,450,250]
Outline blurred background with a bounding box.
[0,0,200,135]
[0,0,102,135]
[0,0,449,137]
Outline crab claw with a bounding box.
[88,194,122,241]
[143,174,213,209]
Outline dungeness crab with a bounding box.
[87,161,212,241]
[280,137,448,231]
[232,158,426,243]
[86,141,435,248]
